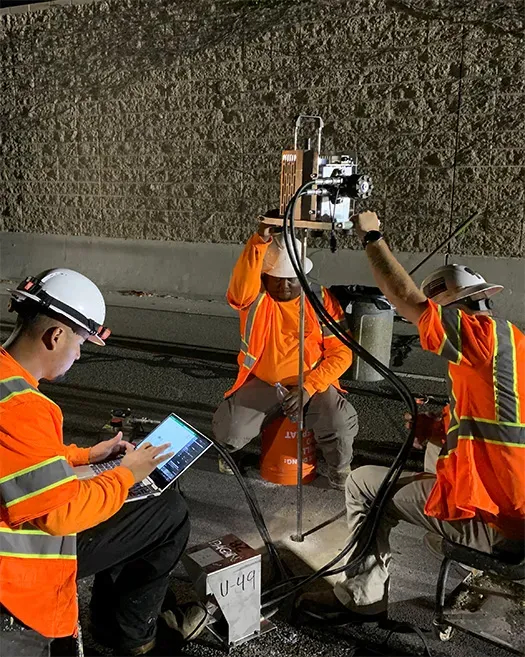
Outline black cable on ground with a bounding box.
[380,621,433,657]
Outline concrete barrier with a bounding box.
[1,231,523,327]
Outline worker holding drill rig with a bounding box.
[213,218,359,489]
[301,211,525,621]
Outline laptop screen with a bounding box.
[135,414,212,490]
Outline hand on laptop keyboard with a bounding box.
[121,442,175,483]
[90,460,121,475]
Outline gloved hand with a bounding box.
[282,386,311,421]
[405,411,445,450]
[257,220,275,242]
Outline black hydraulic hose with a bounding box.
[130,418,288,583]
[261,180,419,608]
[209,437,288,581]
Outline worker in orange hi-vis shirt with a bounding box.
[0,269,206,657]
[213,218,359,490]
[299,212,525,623]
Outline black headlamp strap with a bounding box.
[14,276,111,340]
[15,279,101,336]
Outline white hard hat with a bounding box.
[421,264,503,307]
[262,234,313,278]
[9,268,110,345]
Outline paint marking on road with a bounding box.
[395,372,446,383]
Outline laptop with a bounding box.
[74,413,212,502]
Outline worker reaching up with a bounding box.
[213,219,359,489]
[0,269,205,656]
[300,212,525,622]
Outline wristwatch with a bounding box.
[362,230,383,248]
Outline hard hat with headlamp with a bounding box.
[8,268,111,345]
[421,264,503,308]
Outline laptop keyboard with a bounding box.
[128,482,155,498]
[90,460,120,475]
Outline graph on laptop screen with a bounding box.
[137,414,210,488]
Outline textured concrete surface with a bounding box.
[0,315,517,657]
[1,0,524,258]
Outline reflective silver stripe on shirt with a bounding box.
[243,354,258,368]
[242,293,265,346]
[442,370,459,456]
[440,307,462,365]
[0,375,58,408]
[0,457,76,507]
[0,525,76,559]
[0,376,34,402]
[445,417,525,451]
[493,319,520,424]
[240,293,265,369]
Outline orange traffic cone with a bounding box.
[260,415,317,485]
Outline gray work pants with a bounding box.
[213,378,359,470]
[334,442,523,614]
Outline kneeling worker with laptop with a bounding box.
[75,412,212,502]
[0,269,209,656]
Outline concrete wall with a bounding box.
[1,0,524,256]
[1,231,523,326]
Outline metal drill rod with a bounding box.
[408,211,479,277]
[291,230,307,542]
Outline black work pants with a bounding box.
[0,607,51,657]
[77,488,190,652]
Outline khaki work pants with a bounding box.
[335,443,523,614]
[212,377,358,470]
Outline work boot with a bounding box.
[317,459,350,490]
[128,639,157,655]
[328,465,351,490]
[423,532,476,572]
[88,623,157,655]
[159,601,208,642]
[297,590,387,625]
[90,603,207,654]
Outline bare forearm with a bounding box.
[365,240,428,324]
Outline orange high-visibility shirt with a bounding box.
[226,234,353,398]
[252,296,325,388]
[418,301,525,539]
[0,347,135,637]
